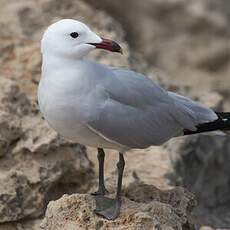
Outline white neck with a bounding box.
[42,53,84,77]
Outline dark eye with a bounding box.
[70,32,79,38]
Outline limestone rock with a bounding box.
[41,183,196,230]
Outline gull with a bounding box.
[38,19,230,220]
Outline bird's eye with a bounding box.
[70,32,79,38]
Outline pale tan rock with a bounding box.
[41,183,196,230]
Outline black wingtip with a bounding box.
[184,112,230,136]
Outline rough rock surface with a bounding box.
[0,77,94,223]
[0,219,42,230]
[41,182,196,230]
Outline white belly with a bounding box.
[38,79,127,151]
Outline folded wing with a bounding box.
[87,68,217,149]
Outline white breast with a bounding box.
[38,63,126,151]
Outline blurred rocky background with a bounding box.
[0,0,230,229]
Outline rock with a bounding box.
[200,227,215,230]
[169,134,230,228]
[0,77,94,223]
[0,219,42,230]
[41,182,196,230]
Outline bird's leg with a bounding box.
[94,152,125,220]
[91,148,108,196]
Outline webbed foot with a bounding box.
[94,196,121,220]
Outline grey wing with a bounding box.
[87,69,184,149]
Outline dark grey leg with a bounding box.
[116,152,125,200]
[94,152,125,220]
[91,148,108,196]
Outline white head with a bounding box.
[41,19,122,59]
